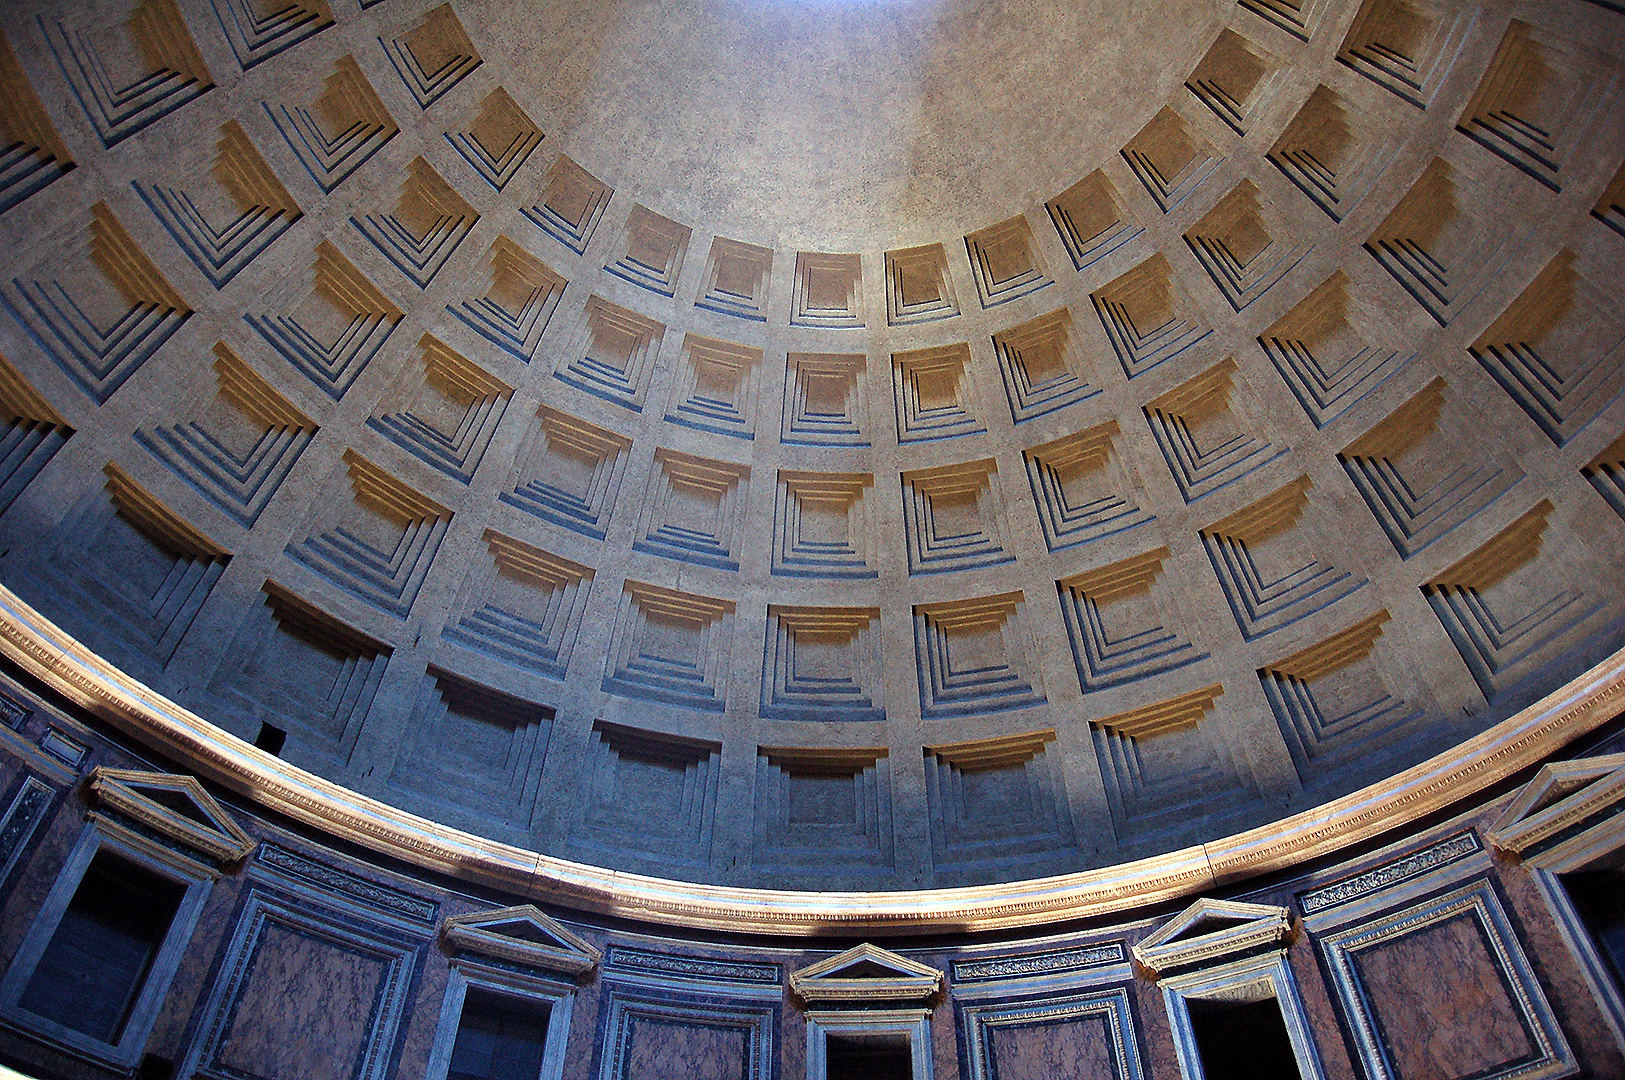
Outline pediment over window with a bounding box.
[442,904,602,978]
[1488,753,1625,870]
[1132,897,1291,977]
[789,943,943,1003]
[86,767,253,872]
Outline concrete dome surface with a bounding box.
[0,0,1620,897]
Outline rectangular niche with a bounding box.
[633,449,750,571]
[389,668,553,830]
[892,343,986,443]
[606,204,691,296]
[367,334,512,483]
[1120,107,1222,213]
[209,582,392,764]
[1023,421,1154,550]
[807,1011,930,1080]
[965,216,1051,307]
[29,464,229,671]
[1336,0,1476,108]
[443,529,593,680]
[1338,376,1522,558]
[1469,247,1625,446]
[664,334,763,440]
[913,591,1045,718]
[992,307,1099,423]
[1318,880,1576,1080]
[1258,610,1427,788]
[900,458,1013,575]
[447,236,566,364]
[136,342,316,527]
[553,296,665,412]
[0,813,217,1071]
[524,154,612,254]
[762,606,884,721]
[886,243,960,325]
[245,241,401,402]
[1045,170,1143,272]
[923,730,1075,873]
[502,404,632,540]
[602,580,735,712]
[1256,271,1414,428]
[793,251,864,327]
[697,236,772,321]
[755,747,893,872]
[773,470,877,579]
[1162,957,1328,1080]
[1091,686,1258,843]
[578,721,721,865]
[1268,85,1400,222]
[285,451,452,618]
[1091,254,1213,379]
[783,353,870,446]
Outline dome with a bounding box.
[0,0,1622,905]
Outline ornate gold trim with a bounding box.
[1,585,1621,936]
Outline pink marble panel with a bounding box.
[1352,913,1535,1079]
[215,921,388,1080]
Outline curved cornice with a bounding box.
[2,584,1619,936]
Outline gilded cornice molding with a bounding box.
[1,585,1622,936]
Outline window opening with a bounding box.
[447,987,552,1080]
[1563,867,1625,992]
[1187,995,1302,1080]
[17,849,185,1043]
[827,1033,913,1080]
[253,722,286,756]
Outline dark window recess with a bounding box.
[448,988,550,1080]
[18,850,185,1043]
[827,1034,913,1080]
[136,1052,176,1079]
[1564,867,1625,992]
[1187,996,1302,1080]
[254,722,286,756]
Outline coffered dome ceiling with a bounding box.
[0,0,1621,893]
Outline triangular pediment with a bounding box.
[789,943,943,1002]
[442,905,601,978]
[87,767,253,870]
[1487,753,1625,869]
[1132,898,1290,977]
